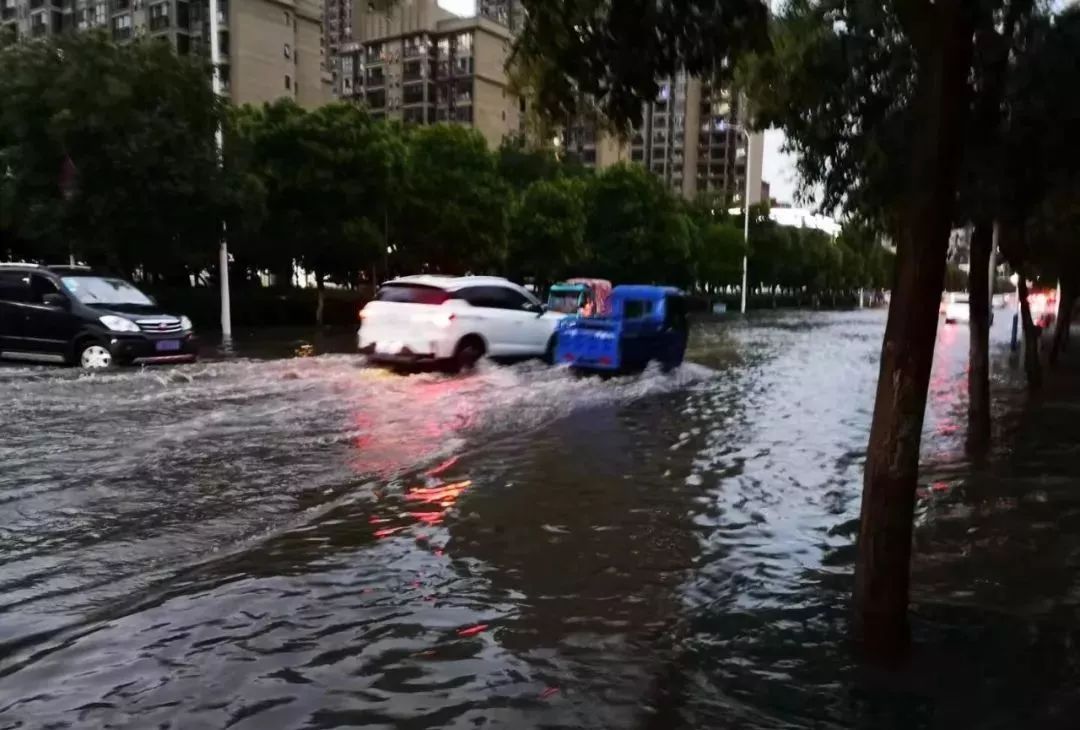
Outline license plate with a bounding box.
[156,340,181,352]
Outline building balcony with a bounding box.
[149,15,170,31]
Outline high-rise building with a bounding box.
[323,0,350,62]
[478,0,522,31]
[565,73,765,203]
[0,0,328,108]
[336,0,520,148]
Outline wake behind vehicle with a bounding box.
[0,264,197,369]
[555,285,689,374]
[359,275,565,370]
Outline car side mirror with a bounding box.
[533,304,546,316]
[43,293,68,309]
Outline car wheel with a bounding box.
[543,335,557,365]
[453,336,485,373]
[79,343,113,370]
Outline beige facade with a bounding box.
[338,0,519,147]
[229,0,325,108]
[0,0,327,109]
[566,73,765,203]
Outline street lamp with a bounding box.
[209,0,232,340]
[718,121,753,314]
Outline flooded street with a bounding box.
[3,311,1079,728]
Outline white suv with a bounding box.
[358,276,566,369]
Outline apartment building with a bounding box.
[322,0,348,58]
[478,0,522,31]
[0,0,327,108]
[563,73,765,204]
[337,0,520,148]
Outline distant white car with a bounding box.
[358,275,565,369]
[944,294,970,324]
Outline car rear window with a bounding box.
[376,284,450,305]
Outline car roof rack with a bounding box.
[0,262,40,268]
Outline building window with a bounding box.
[365,89,386,109]
[283,10,290,25]
[111,0,128,10]
[30,11,47,36]
[284,75,291,90]
[148,2,169,31]
[402,83,424,105]
[176,33,190,55]
[283,43,291,59]
[112,13,132,40]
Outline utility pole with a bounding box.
[720,121,753,314]
[210,0,232,340]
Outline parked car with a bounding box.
[555,285,689,373]
[944,293,971,324]
[0,264,197,369]
[358,275,565,370]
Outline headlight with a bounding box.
[180,316,193,331]
[99,315,140,333]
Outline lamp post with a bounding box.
[718,121,753,314]
[209,0,232,340]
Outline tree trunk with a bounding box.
[967,221,992,453]
[1018,275,1042,388]
[854,4,973,662]
[1049,278,1075,367]
[315,272,326,327]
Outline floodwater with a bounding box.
[2,312,1079,729]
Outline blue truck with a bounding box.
[554,285,689,373]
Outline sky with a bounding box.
[438,0,802,203]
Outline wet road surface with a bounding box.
[2,312,1079,728]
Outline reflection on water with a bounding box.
[2,311,1079,728]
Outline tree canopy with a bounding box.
[0,32,228,281]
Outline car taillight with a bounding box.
[358,309,367,322]
[599,356,612,365]
[563,353,575,362]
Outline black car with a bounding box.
[0,264,198,369]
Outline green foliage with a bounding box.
[398,124,510,274]
[0,33,227,280]
[695,221,746,290]
[0,33,895,317]
[496,135,562,192]
[228,100,406,287]
[509,177,587,286]
[513,0,770,129]
[584,164,693,287]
